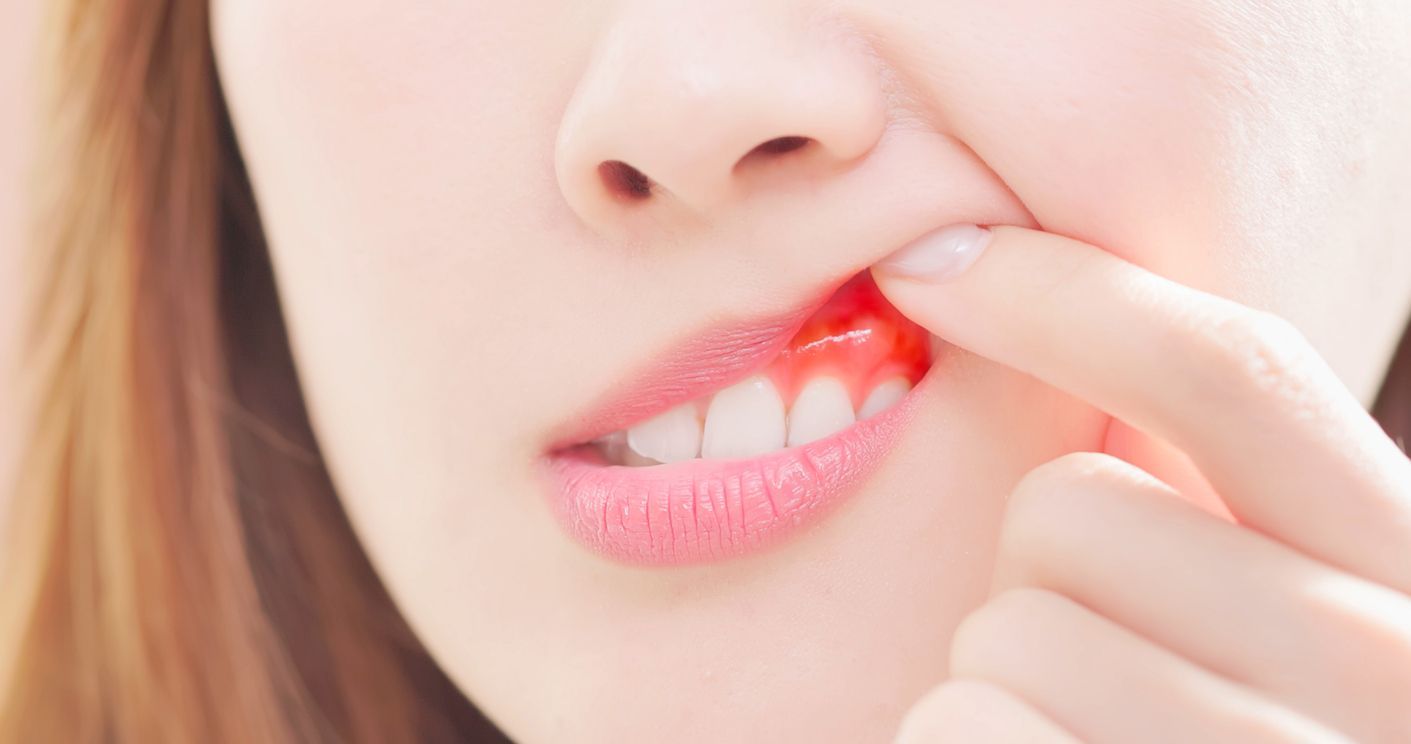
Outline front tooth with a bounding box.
[787,376,855,446]
[626,403,702,463]
[858,377,911,420]
[701,375,786,459]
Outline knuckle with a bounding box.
[894,680,1014,743]
[898,680,995,727]
[1004,453,1133,554]
[949,588,1067,677]
[1175,306,1320,406]
[1011,452,1125,510]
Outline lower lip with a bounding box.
[542,390,918,566]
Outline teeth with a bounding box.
[626,403,702,464]
[787,376,855,446]
[620,446,658,467]
[858,377,911,420]
[598,373,915,466]
[701,375,787,460]
[595,430,659,466]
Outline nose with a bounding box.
[555,1,888,227]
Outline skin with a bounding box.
[211,1,1411,741]
[0,0,40,546]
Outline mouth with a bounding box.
[543,271,936,566]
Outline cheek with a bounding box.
[213,0,579,255]
[213,0,610,433]
[860,0,1378,304]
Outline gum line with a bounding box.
[759,272,928,407]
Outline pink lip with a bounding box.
[546,290,834,450]
[542,280,923,566]
[546,396,914,565]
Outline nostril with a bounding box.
[734,135,815,174]
[595,137,816,206]
[598,160,653,201]
[752,136,812,156]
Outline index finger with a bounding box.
[873,224,1411,592]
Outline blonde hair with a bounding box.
[0,1,497,741]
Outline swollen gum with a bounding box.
[762,272,930,407]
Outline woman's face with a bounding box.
[213,1,1411,740]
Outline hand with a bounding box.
[873,225,1411,743]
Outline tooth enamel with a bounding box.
[621,448,659,467]
[701,375,787,460]
[626,403,702,464]
[787,376,855,446]
[595,431,654,466]
[858,377,911,420]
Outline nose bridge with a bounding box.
[555,1,886,224]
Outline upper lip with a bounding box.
[546,272,857,451]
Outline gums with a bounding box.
[763,271,931,407]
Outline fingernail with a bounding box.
[875,223,992,282]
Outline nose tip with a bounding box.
[554,5,887,225]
